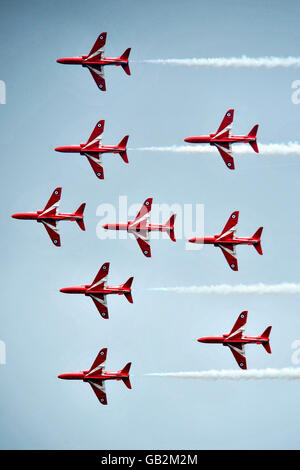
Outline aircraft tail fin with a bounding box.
[253,227,263,255]
[248,125,259,153]
[74,203,86,231]
[261,326,272,354]
[165,214,176,242]
[120,48,131,75]
[118,135,129,163]
[123,277,134,304]
[121,362,132,388]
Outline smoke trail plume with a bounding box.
[149,283,300,296]
[144,56,300,68]
[146,368,300,380]
[134,142,300,156]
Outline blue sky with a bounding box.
[1,0,300,450]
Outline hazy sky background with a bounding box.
[1,0,300,450]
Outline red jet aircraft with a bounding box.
[189,210,263,271]
[55,119,129,180]
[58,348,131,405]
[184,109,259,169]
[197,311,272,369]
[60,262,133,319]
[56,32,131,91]
[11,187,85,246]
[103,198,176,257]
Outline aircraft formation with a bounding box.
[12,33,275,404]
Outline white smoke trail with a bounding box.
[144,56,300,68]
[146,368,300,380]
[149,283,300,296]
[134,142,300,156]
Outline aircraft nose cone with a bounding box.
[60,287,69,293]
[184,138,190,142]
[102,224,108,229]
[56,58,63,64]
[11,213,22,219]
[57,374,63,379]
[54,146,63,152]
[189,237,196,243]
[197,337,206,343]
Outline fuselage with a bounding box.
[60,284,131,296]
[189,235,259,246]
[11,211,82,222]
[103,223,170,233]
[198,335,268,345]
[55,144,122,154]
[184,133,256,145]
[56,55,128,67]
[58,370,128,381]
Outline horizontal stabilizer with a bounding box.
[262,341,272,354]
[118,135,129,163]
[75,202,86,217]
[120,48,131,61]
[253,227,263,255]
[248,124,259,138]
[118,135,129,149]
[75,203,86,231]
[165,214,176,242]
[261,326,272,354]
[261,326,272,339]
[121,362,132,388]
[121,362,131,375]
[122,377,132,389]
[122,64,131,75]
[123,277,133,303]
[123,276,134,289]
[249,140,259,153]
[120,151,129,163]
[76,219,85,231]
[125,292,133,304]
[120,48,131,75]
[254,241,263,255]
[248,125,259,153]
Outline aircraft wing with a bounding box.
[227,343,247,370]
[132,231,151,257]
[217,211,239,240]
[86,64,106,91]
[83,153,104,179]
[88,380,108,405]
[129,198,152,230]
[217,244,238,271]
[227,311,248,339]
[39,187,61,217]
[86,348,107,377]
[90,294,109,319]
[86,33,107,60]
[83,120,105,149]
[214,143,235,170]
[213,109,234,139]
[41,221,61,246]
[88,262,110,291]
